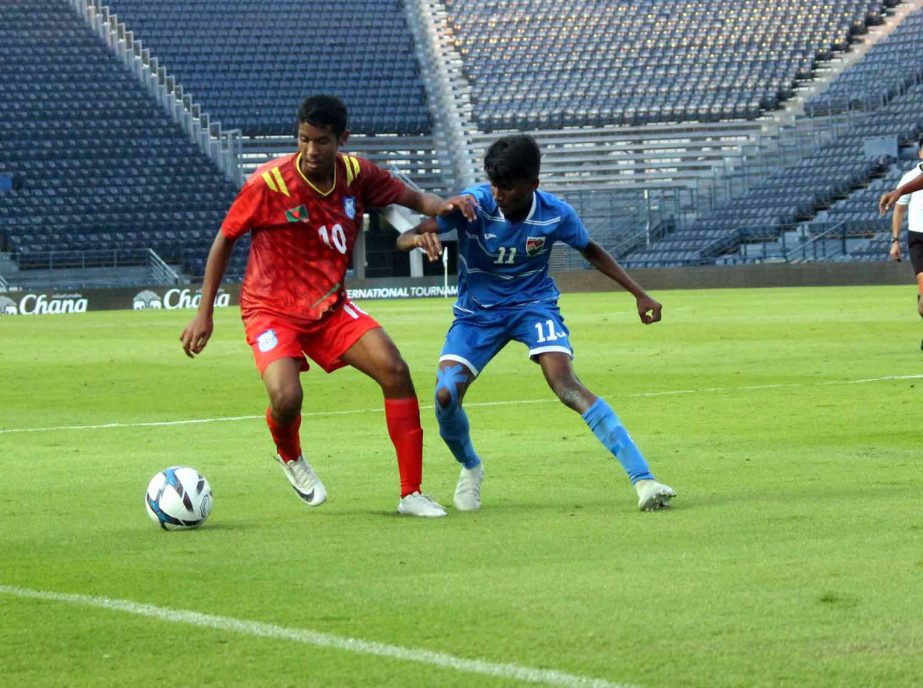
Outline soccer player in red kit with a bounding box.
[180,95,475,517]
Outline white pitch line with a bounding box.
[1,374,920,436]
[0,584,636,688]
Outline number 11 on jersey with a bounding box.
[534,319,562,342]
[494,247,517,264]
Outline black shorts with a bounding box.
[910,232,923,275]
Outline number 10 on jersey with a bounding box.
[318,224,347,254]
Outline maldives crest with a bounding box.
[525,236,546,256]
[285,204,310,223]
[343,196,356,219]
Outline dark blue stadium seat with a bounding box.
[103,0,432,136]
[0,0,238,275]
[445,0,885,130]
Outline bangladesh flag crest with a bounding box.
[285,204,310,223]
[525,236,546,256]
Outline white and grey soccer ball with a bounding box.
[145,467,213,530]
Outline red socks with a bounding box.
[267,400,423,497]
[266,407,301,463]
[384,397,423,497]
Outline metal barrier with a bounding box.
[146,249,182,285]
[13,248,180,285]
[15,249,149,271]
[784,220,850,262]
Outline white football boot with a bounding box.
[275,454,327,506]
[635,479,676,511]
[397,492,447,517]
[453,463,484,512]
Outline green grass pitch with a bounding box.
[0,285,920,688]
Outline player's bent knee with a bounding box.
[435,363,470,415]
[380,356,413,389]
[391,356,411,380]
[269,386,302,420]
[435,386,455,411]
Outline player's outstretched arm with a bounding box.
[396,187,477,221]
[396,217,442,262]
[889,205,906,262]
[180,231,235,358]
[880,169,923,213]
[579,239,662,324]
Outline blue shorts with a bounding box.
[439,303,573,377]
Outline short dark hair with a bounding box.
[484,134,541,185]
[298,95,348,137]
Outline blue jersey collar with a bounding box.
[496,192,537,225]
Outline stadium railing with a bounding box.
[69,0,243,187]
[13,247,180,283]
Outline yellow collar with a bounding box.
[295,152,336,197]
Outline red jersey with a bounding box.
[222,152,406,324]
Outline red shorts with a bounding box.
[243,299,380,375]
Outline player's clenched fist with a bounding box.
[637,296,662,324]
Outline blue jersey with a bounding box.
[436,185,590,311]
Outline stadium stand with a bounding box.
[806,7,923,115]
[624,3,923,267]
[96,0,447,275]
[0,0,240,280]
[101,0,432,137]
[0,0,446,286]
[3,0,922,290]
[444,0,892,131]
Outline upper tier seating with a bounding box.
[102,0,432,136]
[625,4,923,267]
[445,0,891,131]
[806,8,923,115]
[0,0,241,274]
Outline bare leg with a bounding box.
[339,327,415,397]
[340,327,434,504]
[537,352,656,486]
[537,352,596,413]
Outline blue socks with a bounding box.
[436,370,649,482]
[582,398,653,484]
[435,365,481,469]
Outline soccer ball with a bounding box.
[145,466,213,530]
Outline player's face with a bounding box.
[490,177,538,222]
[297,122,347,180]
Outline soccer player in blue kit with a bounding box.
[397,134,676,512]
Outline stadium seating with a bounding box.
[0,0,241,275]
[101,0,432,136]
[444,0,890,131]
[806,8,923,115]
[622,122,901,268]
[625,4,923,267]
[3,0,921,284]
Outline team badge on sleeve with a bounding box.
[525,236,546,256]
[343,196,356,219]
